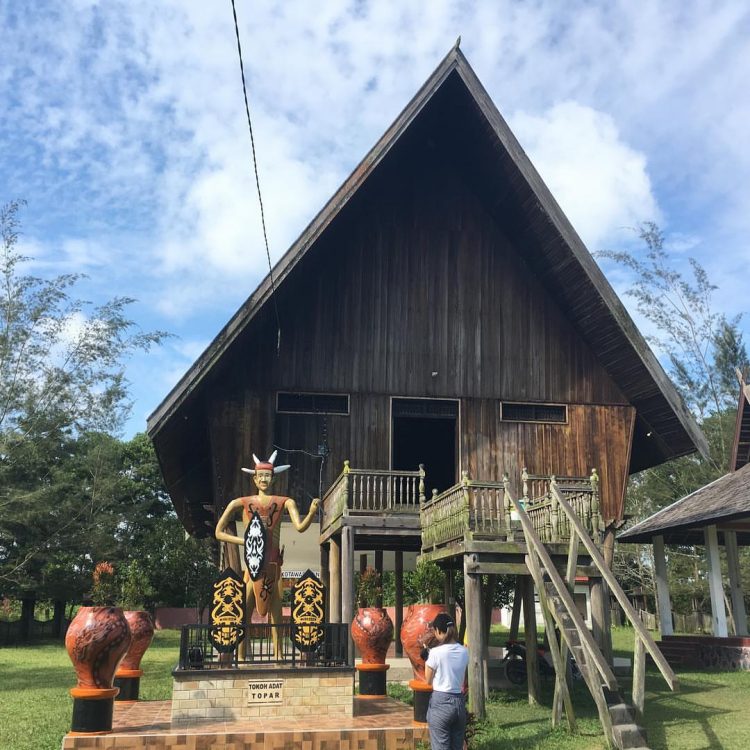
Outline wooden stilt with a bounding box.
[509,576,523,641]
[589,576,611,664]
[395,550,403,657]
[522,575,541,705]
[329,535,341,624]
[341,526,355,664]
[464,557,486,720]
[320,543,330,621]
[374,550,384,607]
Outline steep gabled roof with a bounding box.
[146,46,707,471]
[731,370,750,471]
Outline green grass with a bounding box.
[0,630,179,750]
[3,627,750,749]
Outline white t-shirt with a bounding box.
[426,642,469,694]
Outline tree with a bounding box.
[0,200,168,602]
[600,225,749,621]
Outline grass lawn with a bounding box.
[2,627,750,749]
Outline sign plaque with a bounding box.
[247,679,284,705]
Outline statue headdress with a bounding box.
[241,450,290,475]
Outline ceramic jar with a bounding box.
[65,606,132,690]
[400,603,447,682]
[351,607,394,664]
[120,611,155,672]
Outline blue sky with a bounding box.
[2,1,749,437]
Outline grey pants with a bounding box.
[427,691,467,750]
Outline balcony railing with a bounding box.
[321,461,425,531]
[420,469,602,552]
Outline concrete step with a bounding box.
[612,722,648,750]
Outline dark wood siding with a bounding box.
[205,133,636,520]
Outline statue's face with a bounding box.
[253,469,273,492]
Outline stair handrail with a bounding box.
[551,483,679,692]
[504,476,618,690]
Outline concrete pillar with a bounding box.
[704,525,728,637]
[653,535,673,636]
[725,530,748,636]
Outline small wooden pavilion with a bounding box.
[148,46,707,744]
[619,372,750,661]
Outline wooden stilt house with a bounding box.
[147,47,707,744]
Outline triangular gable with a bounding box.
[731,369,750,471]
[147,46,707,470]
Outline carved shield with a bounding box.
[209,567,245,653]
[291,568,326,653]
[244,510,267,582]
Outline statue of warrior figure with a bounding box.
[214,451,319,659]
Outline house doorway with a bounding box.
[391,398,458,494]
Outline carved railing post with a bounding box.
[590,468,601,539]
[522,467,529,506]
[503,472,514,542]
[550,476,559,543]
[419,464,426,505]
[342,460,350,516]
[462,471,471,534]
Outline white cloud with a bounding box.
[510,102,660,251]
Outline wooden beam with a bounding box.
[509,577,523,642]
[590,578,610,665]
[522,575,541,705]
[395,550,404,657]
[464,558,486,720]
[725,530,747,636]
[329,535,341,624]
[704,525,728,638]
[653,535,673,637]
[341,526,355,665]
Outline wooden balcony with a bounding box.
[420,469,602,566]
[319,462,425,547]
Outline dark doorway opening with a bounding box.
[391,399,458,494]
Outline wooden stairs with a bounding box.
[508,483,679,750]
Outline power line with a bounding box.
[229,0,282,352]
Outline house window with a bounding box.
[501,402,567,424]
[276,392,349,415]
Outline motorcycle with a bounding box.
[502,639,581,685]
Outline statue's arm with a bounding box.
[215,498,245,546]
[285,497,320,532]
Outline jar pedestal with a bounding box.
[69,687,119,734]
[355,662,389,697]
[114,668,143,701]
[408,679,432,723]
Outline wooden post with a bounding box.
[395,550,404,657]
[464,558,486,720]
[320,543,330,620]
[590,574,612,665]
[481,575,497,694]
[509,576,523,641]
[341,525,355,664]
[522,576,541,705]
[704,524,728,637]
[725,530,748,636]
[360,553,368,574]
[374,550,384,608]
[329,535,341,624]
[653,535,673,636]
[632,634,646,718]
[444,566,456,623]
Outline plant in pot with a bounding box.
[400,559,447,683]
[65,561,132,733]
[114,560,156,701]
[350,567,393,664]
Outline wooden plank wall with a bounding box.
[204,131,637,520]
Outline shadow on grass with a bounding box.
[0,663,74,692]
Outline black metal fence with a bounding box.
[177,623,349,670]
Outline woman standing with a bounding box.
[424,613,469,750]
